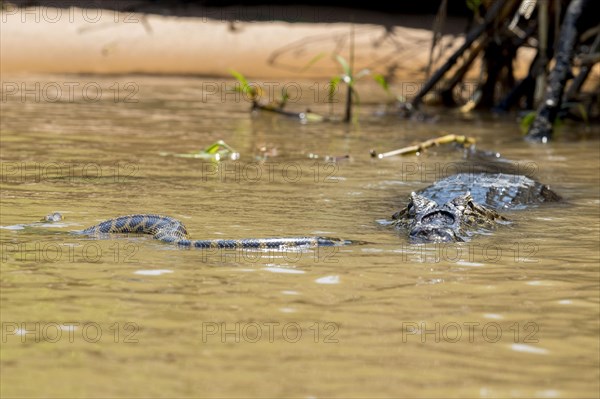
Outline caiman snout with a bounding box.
[409,210,459,243]
[409,226,458,243]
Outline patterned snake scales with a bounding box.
[50,214,354,248]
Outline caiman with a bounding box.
[391,173,561,243]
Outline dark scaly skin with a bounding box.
[391,173,561,243]
[392,193,506,243]
[80,214,351,248]
[414,173,561,210]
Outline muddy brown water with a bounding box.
[1,76,599,398]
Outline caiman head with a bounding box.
[392,192,504,243]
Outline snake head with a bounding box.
[43,212,63,222]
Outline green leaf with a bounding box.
[519,111,536,134]
[300,52,327,72]
[466,0,481,12]
[373,73,390,94]
[335,55,351,77]
[351,87,360,106]
[167,140,240,160]
[279,87,289,108]
[355,68,370,80]
[328,76,342,103]
[577,103,589,124]
[229,69,248,88]
[203,140,227,154]
[229,69,257,99]
[303,112,325,122]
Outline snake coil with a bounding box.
[77,214,352,248]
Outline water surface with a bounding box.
[1,75,599,398]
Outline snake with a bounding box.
[45,214,353,248]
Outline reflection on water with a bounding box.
[1,75,599,398]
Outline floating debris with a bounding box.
[308,153,350,162]
[255,145,279,160]
[370,133,476,159]
[160,140,240,161]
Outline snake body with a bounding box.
[79,214,351,248]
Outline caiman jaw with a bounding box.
[409,225,459,243]
[409,209,460,243]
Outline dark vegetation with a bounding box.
[414,0,599,142]
[8,0,599,142]
[228,0,599,143]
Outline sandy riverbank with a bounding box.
[0,3,539,81]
